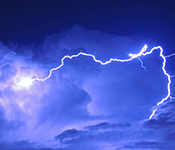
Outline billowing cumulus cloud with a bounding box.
[0,25,174,149]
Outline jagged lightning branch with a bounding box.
[137,57,147,71]
[32,44,148,82]
[165,53,175,58]
[20,44,174,119]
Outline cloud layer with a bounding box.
[0,25,174,149]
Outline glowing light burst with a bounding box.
[18,44,175,119]
[17,77,33,88]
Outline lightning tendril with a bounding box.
[137,57,147,71]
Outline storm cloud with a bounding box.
[0,25,174,149]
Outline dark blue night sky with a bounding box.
[0,0,175,149]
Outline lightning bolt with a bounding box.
[32,44,148,82]
[18,44,175,119]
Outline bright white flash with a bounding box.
[17,77,33,88]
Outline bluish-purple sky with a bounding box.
[0,0,175,149]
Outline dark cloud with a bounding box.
[55,129,87,142]
[120,141,167,150]
[0,140,35,150]
[144,112,175,129]
[144,101,175,129]
[0,140,61,150]
[54,121,134,149]
[54,99,175,149]
[84,121,131,131]
[142,101,175,148]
